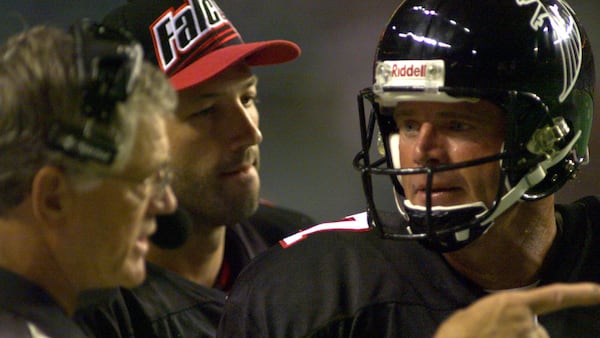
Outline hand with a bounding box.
[434,282,600,338]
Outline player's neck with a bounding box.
[147,224,226,287]
[0,210,80,316]
[443,197,556,290]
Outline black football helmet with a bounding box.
[354,0,595,251]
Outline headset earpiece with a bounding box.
[45,19,143,165]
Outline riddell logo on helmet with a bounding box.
[374,60,445,91]
[391,64,427,78]
[150,0,237,75]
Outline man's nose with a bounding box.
[226,104,263,151]
[149,185,177,215]
[412,123,447,166]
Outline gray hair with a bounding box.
[0,25,176,214]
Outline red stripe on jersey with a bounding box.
[279,212,370,248]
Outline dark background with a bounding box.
[2,0,598,223]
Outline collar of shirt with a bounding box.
[0,268,86,338]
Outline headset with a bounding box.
[46,19,143,165]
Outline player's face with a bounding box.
[65,113,177,289]
[392,100,505,208]
[168,63,262,227]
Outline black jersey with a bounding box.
[218,196,600,337]
[0,268,86,338]
[75,203,314,338]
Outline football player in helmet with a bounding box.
[354,0,595,252]
[219,0,600,336]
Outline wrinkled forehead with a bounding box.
[380,95,505,119]
[177,63,256,99]
[392,99,504,115]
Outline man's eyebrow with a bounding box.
[246,74,258,87]
[194,75,259,100]
[436,110,497,123]
[392,108,416,117]
[393,108,494,122]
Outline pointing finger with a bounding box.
[517,283,600,315]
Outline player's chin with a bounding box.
[118,258,147,288]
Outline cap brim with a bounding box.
[169,40,300,91]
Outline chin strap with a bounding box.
[482,130,581,226]
[395,130,580,251]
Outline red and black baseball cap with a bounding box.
[103,0,301,90]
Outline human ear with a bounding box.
[30,166,71,226]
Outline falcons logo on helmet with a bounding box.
[515,0,582,103]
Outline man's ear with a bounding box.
[30,166,71,226]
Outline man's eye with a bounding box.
[448,120,471,131]
[190,107,214,117]
[399,120,419,133]
[241,95,259,107]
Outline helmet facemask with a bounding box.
[355,83,584,252]
[354,0,594,252]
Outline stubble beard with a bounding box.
[173,169,260,228]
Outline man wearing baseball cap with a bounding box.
[75,0,314,336]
